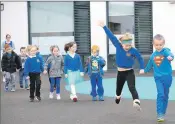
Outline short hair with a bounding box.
[20,47,26,51]
[153,34,165,42]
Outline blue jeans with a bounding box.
[19,69,28,88]
[154,75,172,117]
[50,77,61,94]
[90,73,104,97]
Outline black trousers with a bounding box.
[29,73,41,99]
[116,69,139,100]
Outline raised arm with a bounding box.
[98,21,120,48]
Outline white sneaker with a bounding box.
[133,99,141,111]
[11,88,15,92]
[49,92,54,99]
[56,94,61,100]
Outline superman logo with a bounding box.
[154,56,164,66]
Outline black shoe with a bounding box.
[30,98,34,102]
[36,97,41,101]
[115,97,121,104]
[20,85,23,88]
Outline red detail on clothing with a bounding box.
[154,56,164,66]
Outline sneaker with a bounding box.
[49,92,54,99]
[157,117,165,122]
[26,87,30,90]
[92,97,97,101]
[4,86,8,92]
[11,88,15,92]
[71,95,78,102]
[20,85,23,88]
[56,94,61,100]
[73,97,78,102]
[36,96,41,101]
[115,95,121,104]
[133,99,141,111]
[99,96,104,101]
[30,98,34,102]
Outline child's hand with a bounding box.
[97,20,105,27]
[139,69,144,74]
[167,56,173,61]
[26,76,30,80]
[65,74,68,78]
[43,70,47,74]
[80,72,84,77]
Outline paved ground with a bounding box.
[1,72,175,124]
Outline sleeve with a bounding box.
[84,56,90,73]
[11,41,15,50]
[1,54,6,72]
[164,48,174,60]
[39,56,44,72]
[103,26,120,48]
[44,56,52,71]
[78,55,84,72]
[133,49,144,69]
[15,54,22,69]
[61,56,64,72]
[24,59,29,76]
[144,56,153,73]
[64,55,68,74]
[99,56,106,68]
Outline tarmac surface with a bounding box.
[1,72,175,124]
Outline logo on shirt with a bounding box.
[37,59,40,63]
[154,56,164,66]
[126,52,131,57]
[91,60,99,71]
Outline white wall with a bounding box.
[90,2,107,71]
[1,2,28,54]
[153,2,175,70]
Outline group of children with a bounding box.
[1,21,174,122]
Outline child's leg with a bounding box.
[4,72,10,91]
[35,73,41,100]
[155,77,164,118]
[55,77,61,94]
[126,70,139,100]
[162,75,172,115]
[29,73,36,100]
[49,77,55,99]
[56,77,61,100]
[90,73,97,98]
[126,70,141,111]
[116,71,126,98]
[96,74,104,100]
[10,73,16,91]
[24,76,29,89]
[19,69,24,88]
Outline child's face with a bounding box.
[122,43,132,51]
[20,49,26,56]
[52,47,59,56]
[30,47,37,56]
[6,48,12,53]
[92,50,98,56]
[69,44,77,53]
[153,39,165,52]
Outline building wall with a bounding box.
[1,2,28,54]
[153,2,175,70]
[90,2,108,71]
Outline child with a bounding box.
[44,45,64,100]
[64,42,84,102]
[98,21,144,111]
[24,45,44,102]
[85,45,106,101]
[19,47,29,89]
[1,44,21,92]
[144,34,174,122]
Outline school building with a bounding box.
[1,1,175,71]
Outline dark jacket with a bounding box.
[1,51,22,73]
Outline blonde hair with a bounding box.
[26,45,37,52]
[91,45,100,52]
[119,33,133,41]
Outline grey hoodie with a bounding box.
[44,55,64,78]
